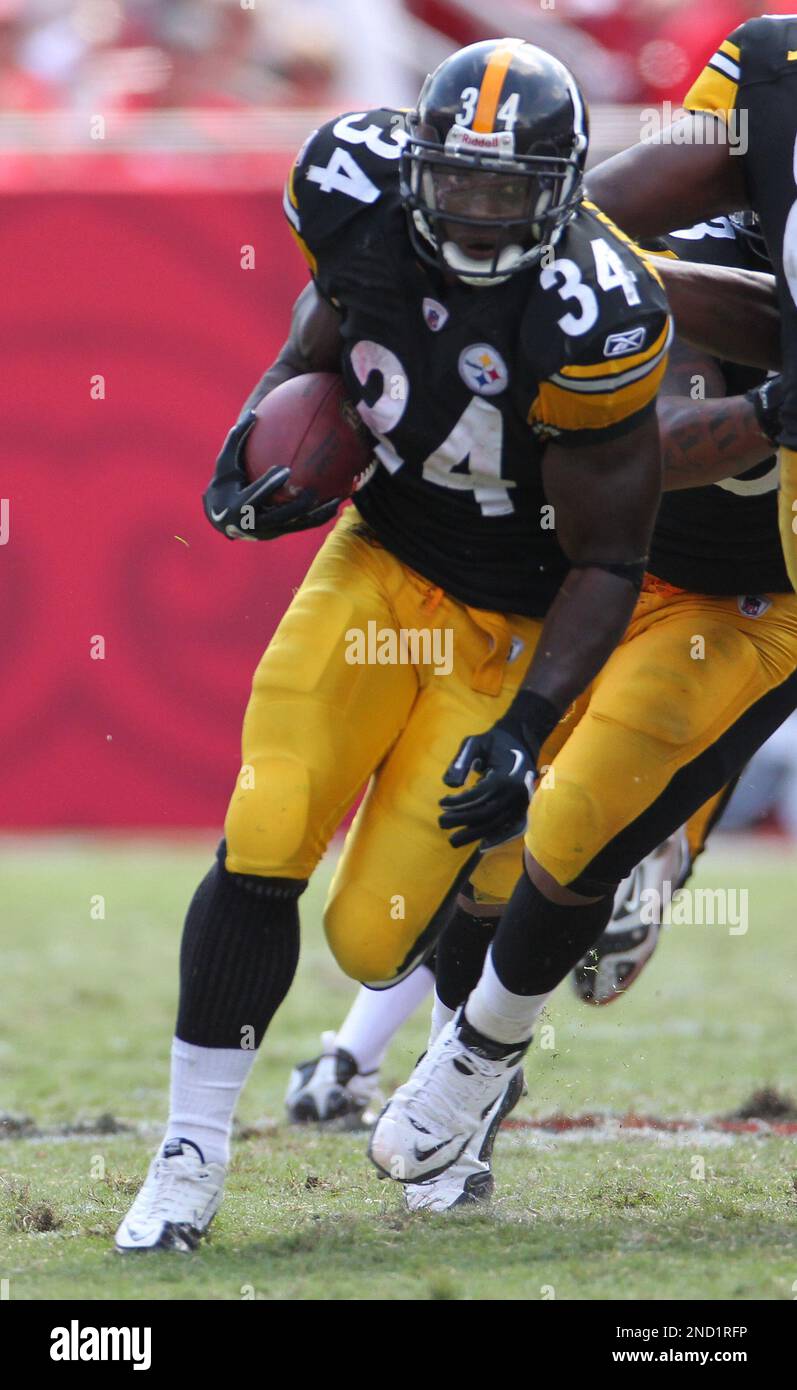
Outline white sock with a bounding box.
[428,990,455,1048]
[465,950,550,1046]
[164,1038,256,1167]
[335,965,434,1072]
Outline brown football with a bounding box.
[244,372,372,505]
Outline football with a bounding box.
[244,371,373,505]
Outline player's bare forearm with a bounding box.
[236,283,343,423]
[521,566,640,714]
[656,337,774,488]
[524,413,662,712]
[586,117,746,239]
[659,395,771,490]
[655,259,780,371]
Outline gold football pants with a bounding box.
[225,509,797,980]
[225,508,538,983]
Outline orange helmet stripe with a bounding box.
[472,43,517,133]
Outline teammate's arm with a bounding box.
[587,122,780,371]
[654,258,780,371]
[657,339,780,490]
[586,115,746,241]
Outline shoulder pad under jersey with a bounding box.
[283,110,407,275]
[525,201,672,446]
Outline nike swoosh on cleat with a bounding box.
[413,1140,452,1163]
[210,507,228,522]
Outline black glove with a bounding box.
[203,412,342,541]
[746,373,785,446]
[438,690,561,851]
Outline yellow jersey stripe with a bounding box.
[287,162,300,210]
[719,39,740,61]
[288,225,317,274]
[529,355,668,432]
[472,44,516,133]
[683,66,738,116]
[559,320,672,382]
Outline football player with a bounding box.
[369,204,797,1193]
[116,38,678,1252]
[586,13,797,590]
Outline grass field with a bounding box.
[1,835,796,1301]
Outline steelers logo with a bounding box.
[458,344,509,396]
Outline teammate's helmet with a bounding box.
[729,210,771,267]
[399,38,588,286]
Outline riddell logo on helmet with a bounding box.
[445,125,515,156]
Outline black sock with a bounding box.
[491,871,614,996]
[435,896,499,1011]
[175,855,302,1048]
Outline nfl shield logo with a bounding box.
[422,297,448,332]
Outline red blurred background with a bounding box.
[2,0,791,829]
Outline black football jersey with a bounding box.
[284,110,671,616]
[684,15,797,450]
[643,218,789,596]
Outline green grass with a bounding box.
[1,835,796,1300]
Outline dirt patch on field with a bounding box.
[0,1114,38,1139]
[0,1177,63,1233]
[0,1111,132,1142]
[505,1108,797,1138]
[728,1088,797,1122]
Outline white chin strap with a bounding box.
[441,239,525,287]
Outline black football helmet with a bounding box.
[729,210,771,267]
[399,38,588,286]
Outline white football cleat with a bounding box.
[572,829,691,1006]
[114,1139,225,1253]
[404,1067,525,1212]
[285,1031,380,1127]
[368,1013,526,1184]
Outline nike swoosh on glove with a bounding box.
[438,690,561,852]
[203,412,342,541]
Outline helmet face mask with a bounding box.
[402,137,583,283]
[399,40,588,286]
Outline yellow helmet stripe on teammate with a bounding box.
[472,41,519,132]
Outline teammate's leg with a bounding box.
[371,588,797,1181]
[284,966,435,1126]
[571,827,690,1005]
